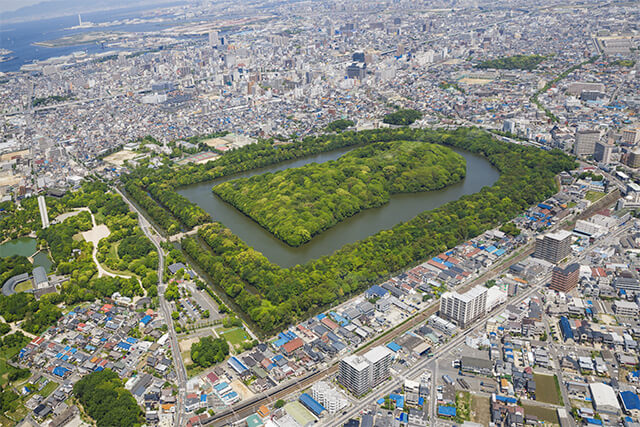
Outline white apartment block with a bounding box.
[311,381,348,414]
[338,346,393,396]
[439,285,488,327]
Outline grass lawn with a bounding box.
[471,394,491,425]
[521,403,559,424]
[534,373,562,405]
[455,391,471,423]
[585,190,605,203]
[40,380,58,397]
[14,280,33,293]
[218,327,250,348]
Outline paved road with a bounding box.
[331,274,549,427]
[114,187,188,427]
[332,218,632,427]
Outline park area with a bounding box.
[217,326,251,352]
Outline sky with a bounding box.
[0,0,42,13]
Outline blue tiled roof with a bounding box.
[386,342,402,352]
[620,391,640,411]
[438,406,456,417]
[299,393,326,416]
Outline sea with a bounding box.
[0,3,188,73]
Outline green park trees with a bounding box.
[73,370,143,427]
[213,141,465,246]
[382,109,422,125]
[190,336,230,368]
[177,127,575,335]
[475,54,547,70]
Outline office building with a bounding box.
[622,128,640,145]
[573,130,600,157]
[208,31,219,47]
[352,52,365,62]
[339,346,392,396]
[550,263,580,293]
[439,285,488,327]
[346,63,367,79]
[626,149,640,168]
[534,230,572,264]
[594,140,614,164]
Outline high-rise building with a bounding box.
[594,140,614,164]
[550,263,580,293]
[626,149,640,168]
[352,52,365,62]
[208,31,219,47]
[346,63,367,79]
[339,355,370,396]
[573,130,600,157]
[339,346,392,396]
[621,128,640,145]
[439,285,488,327]
[534,230,572,264]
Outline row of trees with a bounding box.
[475,54,547,71]
[213,141,465,246]
[73,370,143,427]
[179,127,576,335]
[123,181,182,234]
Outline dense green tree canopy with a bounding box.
[190,336,229,368]
[73,370,143,427]
[475,54,547,71]
[382,109,422,126]
[213,141,465,246]
[0,255,32,287]
[178,127,576,335]
[325,119,355,133]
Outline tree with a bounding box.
[190,337,229,368]
[73,370,143,427]
[325,119,355,133]
[382,109,422,125]
[475,54,547,71]
[274,399,285,409]
[165,283,180,301]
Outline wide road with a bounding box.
[203,186,620,426]
[114,187,188,427]
[332,219,633,427]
